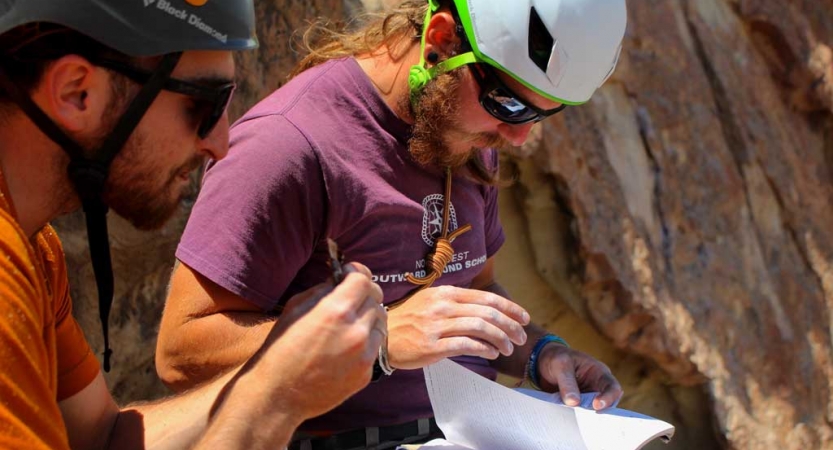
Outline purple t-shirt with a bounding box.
[177,57,505,432]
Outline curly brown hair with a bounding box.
[290,1,499,185]
[290,1,428,79]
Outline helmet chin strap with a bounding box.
[408,1,479,102]
[0,52,182,371]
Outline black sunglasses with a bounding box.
[469,63,567,125]
[91,58,236,139]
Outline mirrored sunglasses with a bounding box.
[470,63,566,125]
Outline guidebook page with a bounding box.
[422,359,674,450]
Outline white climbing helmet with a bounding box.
[413,0,627,105]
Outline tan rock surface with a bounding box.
[53,1,832,449]
[496,1,833,449]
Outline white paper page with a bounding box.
[424,360,675,450]
[409,439,474,449]
[424,359,589,450]
[516,390,675,450]
[574,407,674,450]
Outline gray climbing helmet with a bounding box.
[0,0,257,56]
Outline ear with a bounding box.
[30,55,113,134]
[424,11,462,62]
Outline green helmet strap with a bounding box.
[408,52,477,94]
[408,1,479,101]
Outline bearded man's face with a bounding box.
[406,67,511,170]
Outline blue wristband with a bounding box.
[527,334,569,390]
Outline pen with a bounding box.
[327,238,345,285]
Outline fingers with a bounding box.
[448,303,527,346]
[350,281,388,361]
[280,283,331,321]
[539,345,623,411]
[435,336,501,361]
[322,271,384,311]
[591,372,623,411]
[538,345,581,406]
[441,317,515,356]
[356,294,388,336]
[344,262,372,278]
[552,366,581,407]
[440,286,530,327]
[367,306,388,357]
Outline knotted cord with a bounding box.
[390,167,471,308]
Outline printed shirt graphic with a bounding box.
[177,57,505,433]
[421,194,458,247]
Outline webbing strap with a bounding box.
[92,53,182,165]
[427,52,478,80]
[81,197,114,369]
[365,427,380,448]
[82,52,183,371]
[417,418,430,436]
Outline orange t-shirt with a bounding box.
[0,172,101,449]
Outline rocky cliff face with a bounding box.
[54,1,832,449]
[496,0,833,449]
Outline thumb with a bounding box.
[344,262,373,278]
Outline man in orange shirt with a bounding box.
[0,1,387,449]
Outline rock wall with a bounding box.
[494,0,833,449]
[54,1,833,449]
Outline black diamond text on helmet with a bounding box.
[143,0,228,44]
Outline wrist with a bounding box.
[230,357,311,425]
[206,371,304,449]
[200,410,300,450]
[238,370,306,423]
[526,334,569,390]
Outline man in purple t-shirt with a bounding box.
[157,0,628,448]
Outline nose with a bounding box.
[497,122,536,147]
[198,113,230,161]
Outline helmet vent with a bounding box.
[599,44,623,87]
[528,7,554,74]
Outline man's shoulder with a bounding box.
[238,58,355,122]
[0,209,46,320]
[0,213,69,303]
[0,209,38,272]
[0,213,73,450]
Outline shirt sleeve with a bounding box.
[176,114,328,310]
[35,227,100,401]
[482,150,505,257]
[0,217,70,450]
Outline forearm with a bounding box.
[192,361,303,450]
[108,369,239,450]
[476,281,550,377]
[157,313,275,391]
[111,361,302,450]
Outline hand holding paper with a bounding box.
[420,359,674,450]
[534,342,623,410]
